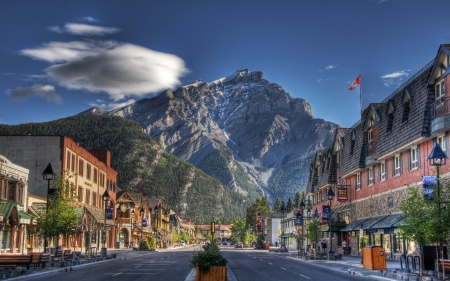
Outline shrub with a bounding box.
[189,243,227,273]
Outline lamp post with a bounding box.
[102,190,110,257]
[295,210,302,256]
[42,162,55,253]
[300,200,305,252]
[154,205,158,248]
[327,186,335,260]
[211,217,215,243]
[115,217,119,249]
[280,204,285,248]
[140,206,144,248]
[131,209,135,248]
[306,206,312,251]
[428,142,447,268]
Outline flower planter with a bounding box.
[195,266,227,281]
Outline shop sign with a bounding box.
[337,185,349,202]
[320,224,329,231]
[20,218,31,224]
[423,176,436,200]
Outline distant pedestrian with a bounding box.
[321,239,327,253]
[275,241,278,247]
[342,240,347,255]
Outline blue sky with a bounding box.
[1,0,450,128]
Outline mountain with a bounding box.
[89,69,338,201]
[0,115,249,222]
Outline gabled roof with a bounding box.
[427,44,450,86]
[362,104,382,132]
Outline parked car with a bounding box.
[179,241,186,246]
[235,242,244,249]
[222,241,228,245]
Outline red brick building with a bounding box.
[306,44,450,260]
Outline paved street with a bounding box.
[8,245,401,281]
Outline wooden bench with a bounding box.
[0,254,33,270]
[440,259,450,272]
[30,253,50,269]
[51,250,63,266]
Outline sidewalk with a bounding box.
[6,248,132,281]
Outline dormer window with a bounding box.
[350,131,356,155]
[402,90,412,123]
[386,100,395,133]
[368,129,373,147]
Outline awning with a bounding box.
[340,218,371,232]
[369,213,403,229]
[0,201,19,223]
[362,215,389,230]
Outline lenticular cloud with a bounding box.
[42,43,187,100]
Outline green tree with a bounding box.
[399,186,429,277]
[286,197,293,212]
[37,172,82,250]
[306,218,321,252]
[273,198,281,213]
[294,191,301,209]
[147,234,156,250]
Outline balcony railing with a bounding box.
[430,96,450,119]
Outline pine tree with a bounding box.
[286,197,293,212]
[273,198,281,213]
[294,191,301,209]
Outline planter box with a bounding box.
[195,266,227,281]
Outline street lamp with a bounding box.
[295,210,302,256]
[154,205,158,248]
[280,204,285,249]
[140,206,144,248]
[42,162,55,253]
[306,205,312,251]
[102,190,110,257]
[211,217,215,243]
[327,186,335,260]
[131,209,135,248]
[428,142,447,266]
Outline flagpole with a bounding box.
[359,74,362,117]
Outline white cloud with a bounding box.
[325,65,336,70]
[23,42,188,101]
[82,17,99,22]
[88,98,136,110]
[380,70,410,87]
[47,23,121,36]
[20,40,119,63]
[11,84,62,104]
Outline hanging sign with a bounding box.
[423,176,436,201]
[322,206,330,221]
[337,185,349,202]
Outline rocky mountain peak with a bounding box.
[80,69,337,201]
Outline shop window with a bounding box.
[86,164,91,181]
[93,168,98,184]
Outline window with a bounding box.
[394,154,402,176]
[437,134,447,154]
[436,81,445,100]
[93,168,98,184]
[66,152,71,171]
[356,173,361,190]
[368,167,374,185]
[1,179,7,199]
[368,129,373,147]
[93,192,97,207]
[86,190,90,205]
[379,161,386,182]
[86,164,91,181]
[78,159,84,177]
[78,187,84,202]
[402,101,410,123]
[71,155,75,172]
[410,146,420,170]
[8,182,15,201]
[386,113,394,133]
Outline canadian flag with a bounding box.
[349,75,361,90]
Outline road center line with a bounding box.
[112,272,123,276]
[268,262,273,265]
[299,274,311,279]
[280,267,287,270]
[259,259,263,261]
[135,265,141,268]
